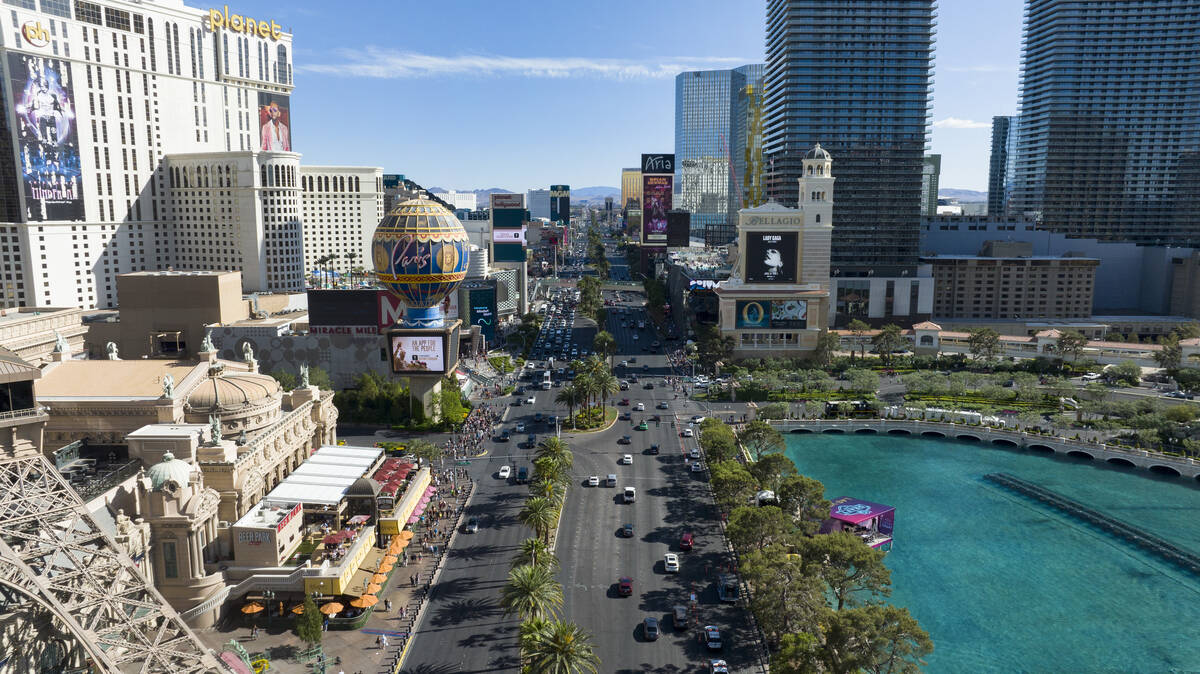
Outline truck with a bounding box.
[542,370,552,390]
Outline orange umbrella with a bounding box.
[382,555,398,565]
[349,594,378,608]
[388,539,409,552]
[377,562,394,574]
[241,602,265,614]
[371,573,388,584]
[398,530,414,540]
[319,602,344,615]
[365,583,382,594]
[290,604,306,615]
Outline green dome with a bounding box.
[147,452,191,491]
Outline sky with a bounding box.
[242,0,1025,193]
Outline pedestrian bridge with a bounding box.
[772,419,1200,480]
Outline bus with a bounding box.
[542,371,552,390]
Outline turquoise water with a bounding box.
[785,432,1200,673]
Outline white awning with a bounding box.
[290,463,364,480]
[265,482,346,506]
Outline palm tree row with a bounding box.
[551,355,618,429]
[503,438,600,673]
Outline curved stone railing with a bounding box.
[771,418,1200,479]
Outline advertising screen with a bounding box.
[734,300,771,329]
[492,242,527,263]
[667,210,690,247]
[9,53,84,222]
[390,333,446,374]
[258,92,292,151]
[641,154,675,174]
[490,193,524,209]
[734,299,808,329]
[744,231,798,284]
[770,299,808,329]
[641,174,672,244]
[492,227,526,244]
[308,289,378,328]
[467,285,497,343]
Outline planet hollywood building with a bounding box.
[0,0,304,310]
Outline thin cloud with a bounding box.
[299,48,755,80]
[933,117,992,129]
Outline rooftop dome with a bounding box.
[186,371,281,412]
[804,143,831,160]
[147,452,191,491]
[347,477,381,498]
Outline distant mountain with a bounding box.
[428,187,517,199]
[939,188,987,202]
[571,186,620,202]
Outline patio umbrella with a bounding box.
[365,583,382,594]
[371,573,388,584]
[377,562,395,574]
[350,594,378,608]
[388,539,408,553]
[398,531,414,540]
[382,555,398,565]
[322,534,342,545]
[290,604,306,615]
[241,602,265,614]
[319,602,344,615]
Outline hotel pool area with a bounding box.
[785,433,1200,673]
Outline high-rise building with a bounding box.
[432,190,478,211]
[526,189,550,220]
[763,0,936,276]
[987,116,1011,215]
[674,64,764,242]
[300,167,385,279]
[620,168,641,210]
[1007,0,1200,245]
[921,155,941,216]
[0,0,303,309]
[550,185,570,224]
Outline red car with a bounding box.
[618,576,633,596]
[680,532,694,551]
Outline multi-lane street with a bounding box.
[402,241,757,672]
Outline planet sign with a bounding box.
[372,198,469,328]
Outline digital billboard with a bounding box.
[491,193,524,209]
[307,289,377,329]
[258,92,292,151]
[744,231,798,284]
[390,333,446,374]
[378,291,457,330]
[734,299,808,330]
[641,154,675,174]
[667,210,690,247]
[641,174,672,244]
[492,227,526,244]
[9,53,84,222]
[467,284,497,344]
[492,243,527,263]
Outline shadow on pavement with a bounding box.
[429,595,503,628]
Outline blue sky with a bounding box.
[246,0,1024,192]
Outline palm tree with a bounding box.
[535,438,573,470]
[593,331,617,369]
[499,564,563,621]
[554,385,580,429]
[512,538,560,571]
[523,619,601,674]
[519,616,551,666]
[530,477,564,504]
[518,496,558,543]
[533,456,571,489]
[592,370,619,419]
[573,373,594,418]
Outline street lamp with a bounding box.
[263,589,275,626]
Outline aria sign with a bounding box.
[641,154,675,174]
[207,6,283,41]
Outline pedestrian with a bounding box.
[400,605,407,618]
[323,617,329,632]
[376,635,383,650]
[250,625,258,640]
[382,634,389,649]
[385,598,392,612]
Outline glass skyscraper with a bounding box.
[987,116,1012,216]
[763,0,936,275]
[675,64,765,244]
[1007,0,1200,246]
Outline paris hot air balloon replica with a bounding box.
[372,198,470,328]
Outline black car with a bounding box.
[648,444,660,455]
[643,383,654,390]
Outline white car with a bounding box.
[498,466,511,479]
[635,402,645,411]
[587,475,600,487]
[692,415,706,424]
[691,461,704,472]
[664,553,680,573]
[621,454,633,465]
[526,396,536,405]
[689,447,701,459]
[515,422,526,432]
[682,428,694,438]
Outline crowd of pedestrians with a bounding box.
[443,403,499,459]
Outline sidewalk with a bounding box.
[197,472,476,674]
